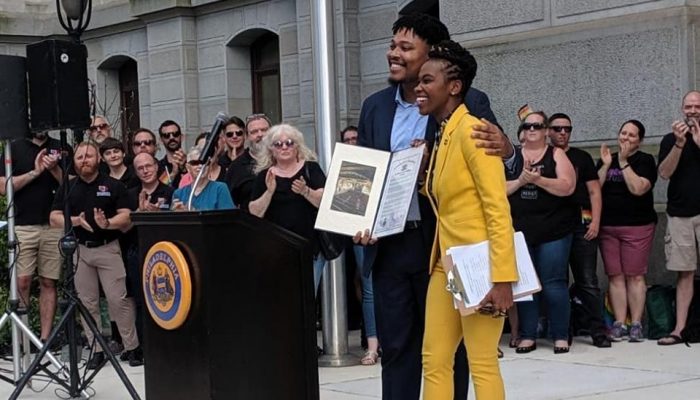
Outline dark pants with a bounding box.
[569,224,606,337]
[126,245,144,345]
[372,228,468,400]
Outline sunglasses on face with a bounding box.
[133,140,155,146]
[187,160,203,166]
[272,139,295,149]
[160,130,181,139]
[550,126,573,133]
[89,123,109,132]
[225,130,245,138]
[522,122,545,131]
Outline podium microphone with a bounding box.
[198,111,229,164]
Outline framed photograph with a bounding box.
[315,143,424,238]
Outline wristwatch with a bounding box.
[28,170,38,179]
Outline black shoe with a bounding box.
[127,346,144,367]
[592,335,612,348]
[86,352,106,370]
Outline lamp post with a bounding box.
[56,0,92,42]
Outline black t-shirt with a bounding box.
[507,146,577,245]
[566,147,598,210]
[51,173,131,243]
[0,138,71,225]
[597,151,657,226]
[218,153,234,172]
[658,133,700,217]
[127,182,175,211]
[251,161,326,253]
[226,149,256,212]
[122,182,175,248]
[115,165,140,190]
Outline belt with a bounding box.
[79,239,111,248]
[404,220,422,230]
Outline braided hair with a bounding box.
[427,40,477,97]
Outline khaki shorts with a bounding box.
[16,225,63,280]
[664,215,700,272]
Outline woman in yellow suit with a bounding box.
[416,41,518,399]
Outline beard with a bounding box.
[248,140,264,156]
[33,131,48,140]
[166,140,181,151]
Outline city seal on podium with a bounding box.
[143,241,193,330]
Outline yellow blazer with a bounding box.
[425,104,518,282]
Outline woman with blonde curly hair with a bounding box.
[249,124,327,291]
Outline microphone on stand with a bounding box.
[198,111,229,164]
[188,111,229,210]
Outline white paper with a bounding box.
[372,145,424,238]
[446,232,540,309]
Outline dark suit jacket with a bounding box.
[357,85,499,276]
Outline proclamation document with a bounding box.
[446,232,541,312]
[315,143,424,237]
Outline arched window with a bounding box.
[251,32,281,124]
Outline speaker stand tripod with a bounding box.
[0,140,80,390]
[9,131,140,399]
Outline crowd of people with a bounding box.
[1,11,698,400]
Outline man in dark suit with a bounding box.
[356,13,515,400]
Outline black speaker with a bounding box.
[0,55,29,140]
[26,39,90,131]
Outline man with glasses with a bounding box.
[157,120,187,187]
[225,113,273,211]
[548,113,610,348]
[88,115,112,144]
[121,152,175,347]
[131,128,157,157]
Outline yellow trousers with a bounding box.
[422,266,506,400]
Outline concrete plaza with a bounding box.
[0,333,697,399]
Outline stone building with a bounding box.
[0,0,688,281]
[0,0,694,155]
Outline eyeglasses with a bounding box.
[225,130,245,138]
[160,130,182,139]
[133,140,155,146]
[136,163,157,172]
[187,160,203,166]
[246,113,268,122]
[522,123,545,131]
[343,137,358,144]
[550,126,573,133]
[89,123,109,132]
[272,139,295,149]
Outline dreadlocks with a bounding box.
[427,40,477,97]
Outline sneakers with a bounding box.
[610,322,628,342]
[628,322,644,343]
[86,351,106,370]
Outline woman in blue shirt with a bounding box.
[172,146,235,211]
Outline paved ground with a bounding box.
[0,333,696,399]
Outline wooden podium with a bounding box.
[132,210,319,400]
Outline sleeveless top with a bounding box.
[508,146,576,245]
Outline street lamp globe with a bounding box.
[60,0,88,20]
